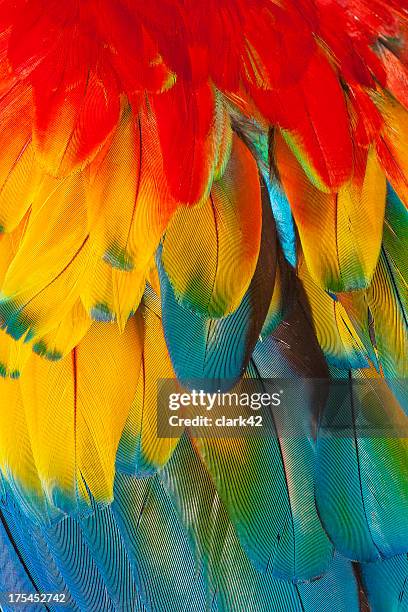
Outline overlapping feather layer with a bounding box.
[0,1,407,610]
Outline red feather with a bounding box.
[250,48,353,190]
[151,80,215,204]
[30,31,120,176]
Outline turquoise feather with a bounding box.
[157,186,277,391]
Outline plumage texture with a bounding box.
[0,1,407,610]
[162,134,262,318]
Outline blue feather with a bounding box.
[156,185,276,391]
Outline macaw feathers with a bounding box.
[0,1,407,610]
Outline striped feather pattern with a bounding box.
[157,183,276,390]
[316,370,408,561]
[0,2,407,610]
[162,135,262,318]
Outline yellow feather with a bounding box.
[375,92,408,207]
[367,251,408,378]
[81,248,146,331]
[32,299,92,362]
[299,257,368,368]
[0,376,45,508]
[111,267,145,332]
[75,318,143,502]
[19,318,142,510]
[0,84,40,233]
[81,252,116,323]
[0,216,32,376]
[0,328,31,378]
[0,173,93,339]
[162,135,262,317]
[88,102,177,273]
[146,262,161,299]
[20,350,83,511]
[276,133,386,291]
[0,213,29,283]
[120,305,179,473]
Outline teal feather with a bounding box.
[157,184,276,391]
[42,518,115,611]
[79,505,142,611]
[316,371,408,562]
[231,113,297,268]
[112,472,207,612]
[0,514,46,611]
[0,488,75,610]
[162,436,359,610]
[360,554,408,611]
[265,179,297,268]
